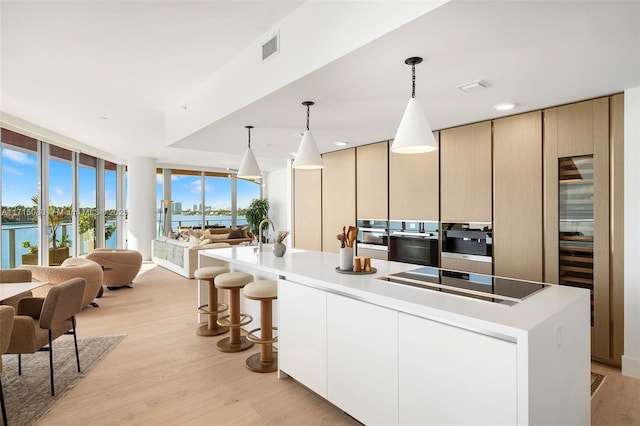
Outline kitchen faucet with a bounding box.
[258,218,275,252]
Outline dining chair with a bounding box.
[0,305,15,426]
[6,278,85,396]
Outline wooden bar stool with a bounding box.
[244,280,278,373]
[195,266,230,336]
[215,272,254,352]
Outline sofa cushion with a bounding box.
[228,227,243,239]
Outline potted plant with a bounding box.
[21,195,71,265]
[244,198,270,241]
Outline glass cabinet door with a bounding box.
[558,156,594,325]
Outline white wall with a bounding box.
[623,86,640,378]
[264,162,292,244]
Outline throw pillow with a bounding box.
[210,232,230,240]
[189,234,202,244]
[199,238,212,245]
[240,226,250,238]
[228,227,243,239]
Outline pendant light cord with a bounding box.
[411,63,416,99]
[247,126,251,148]
[306,104,311,130]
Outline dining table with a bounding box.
[0,281,46,303]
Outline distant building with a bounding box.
[171,202,182,214]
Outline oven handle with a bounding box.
[391,231,435,237]
[359,227,387,232]
[357,243,389,251]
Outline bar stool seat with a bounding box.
[195,266,230,336]
[244,279,278,373]
[215,272,254,352]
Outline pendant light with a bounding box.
[292,101,324,169]
[391,57,438,154]
[237,125,262,179]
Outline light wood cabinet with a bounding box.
[389,133,439,221]
[293,169,322,250]
[544,96,611,361]
[356,141,388,220]
[440,121,492,222]
[322,149,356,253]
[493,112,543,281]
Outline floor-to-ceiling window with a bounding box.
[204,172,233,228]
[104,161,118,248]
[170,169,201,230]
[237,177,262,227]
[1,129,39,268]
[47,145,73,265]
[78,153,97,255]
[1,127,126,266]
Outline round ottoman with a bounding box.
[86,249,143,289]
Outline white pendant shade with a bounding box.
[292,130,323,169]
[391,97,438,154]
[237,147,261,179]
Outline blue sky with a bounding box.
[2,145,259,211]
[155,174,261,211]
[2,146,116,208]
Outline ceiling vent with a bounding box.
[262,31,279,61]
[456,80,491,93]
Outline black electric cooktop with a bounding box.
[378,267,548,306]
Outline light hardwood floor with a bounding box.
[39,264,638,425]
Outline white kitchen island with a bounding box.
[199,245,590,426]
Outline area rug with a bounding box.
[591,371,606,398]
[1,335,125,426]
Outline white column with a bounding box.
[127,157,156,260]
[623,86,640,378]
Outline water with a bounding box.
[2,214,246,267]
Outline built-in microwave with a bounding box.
[441,222,492,263]
[389,220,439,267]
[356,219,388,260]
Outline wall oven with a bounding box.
[356,219,388,260]
[441,222,493,263]
[389,221,439,267]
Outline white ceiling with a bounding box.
[1,0,639,173]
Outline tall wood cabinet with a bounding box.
[493,112,543,282]
[356,141,388,220]
[322,149,356,253]
[389,133,439,221]
[440,121,492,222]
[293,169,322,250]
[544,96,612,361]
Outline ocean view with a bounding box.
[2,214,247,268]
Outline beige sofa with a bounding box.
[151,238,232,278]
[18,257,103,308]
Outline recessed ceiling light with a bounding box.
[494,103,516,111]
[456,80,490,93]
[334,141,349,146]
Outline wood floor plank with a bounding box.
[38,264,358,425]
[36,263,639,425]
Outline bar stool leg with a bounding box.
[197,279,228,336]
[246,299,278,373]
[217,287,253,352]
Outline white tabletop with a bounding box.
[0,282,45,302]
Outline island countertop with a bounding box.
[199,245,588,341]
[199,245,590,425]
